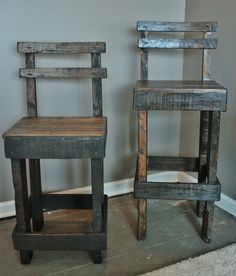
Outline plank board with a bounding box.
[138,38,217,49]
[137,21,217,32]
[20,68,107,79]
[18,42,106,54]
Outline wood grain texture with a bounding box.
[137,21,217,32]
[91,53,103,116]
[12,196,108,251]
[133,80,227,111]
[18,42,106,54]
[134,180,221,201]
[147,156,199,172]
[3,117,107,137]
[138,38,217,49]
[20,68,107,79]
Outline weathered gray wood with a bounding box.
[147,156,199,172]
[20,68,107,79]
[29,159,43,231]
[133,80,227,111]
[138,38,217,49]
[140,32,148,80]
[134,180,221,201]
[18,42,106,54]
[202,111,221,243]
[13,196,108,251]
[91,53,103,116]
[91,158,104,232]
[11,159,33,264]
[5,136,106,159]
[41,194,93,211]
[197,32,212,217]
[25,53,37,117]
[137,21,217,32]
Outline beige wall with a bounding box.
[0,0,185,202]
[182,0,236,200]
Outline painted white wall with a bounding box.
[0,0,185,202]
[182,0,236,200]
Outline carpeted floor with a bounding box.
[142,243,236,276]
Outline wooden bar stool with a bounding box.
[3,42,107,264]
[133,21,227,242]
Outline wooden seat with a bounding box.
[133,21,227,242]
[3,42,107,264]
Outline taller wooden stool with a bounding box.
[3,42,107,264]
[133,21,227,242]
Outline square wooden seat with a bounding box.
[3,41,107,265]
[133,80,227,111]
[133,21,228,243]
[4,117,107,159]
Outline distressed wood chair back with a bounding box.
[17,42,107,117]
[137,21,218,81]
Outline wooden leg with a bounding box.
[137,111,148,240]
[91,158,103,233]
[90,250,103,264]
[11,159,33,264]
[201,112,220,243]
[197,111,210,217]
[29,159,43,231]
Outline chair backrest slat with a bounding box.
[20,68,107,79]
[138,38,217,49]
[18,42,106,54]
[137,21,217,32]
[18,41,106,117]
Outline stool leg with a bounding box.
[202,111,220,243]
[11,159,33,264]
[29,159,43,231]
[137,111,147,240]
[197,111,210,217]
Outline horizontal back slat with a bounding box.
[20,68,107,79]
[137,21,217,32]
[17,42,106,54]
[138,38,217,49]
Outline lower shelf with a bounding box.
[13,195,108,251]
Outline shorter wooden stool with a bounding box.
[3,42,107,264]
[133,21,227,242]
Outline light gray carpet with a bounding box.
[142,243,236,276]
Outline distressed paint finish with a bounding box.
[20,67,107,79]
[18,42,106,54]
[138,38,217,49]
[134,180,221,201]
[137,21,217,32]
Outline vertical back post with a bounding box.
[91,53,103,116]
[25,53,37,117]
[137,31,148,240]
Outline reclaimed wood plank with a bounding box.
[18,42,106,54]
[134,180,221,201]
[138,38,217,49]
[20,68,107,79]
[29,159,43,231]
[25,53,37,117]
[41,194,93,210]
[91,158,104,232]
[91,53,103,116]
[137,21,217,32]
[11,159,33,264]
[3,117,107,137]
[147,156,199,172]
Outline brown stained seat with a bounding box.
[2,42,107,265]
